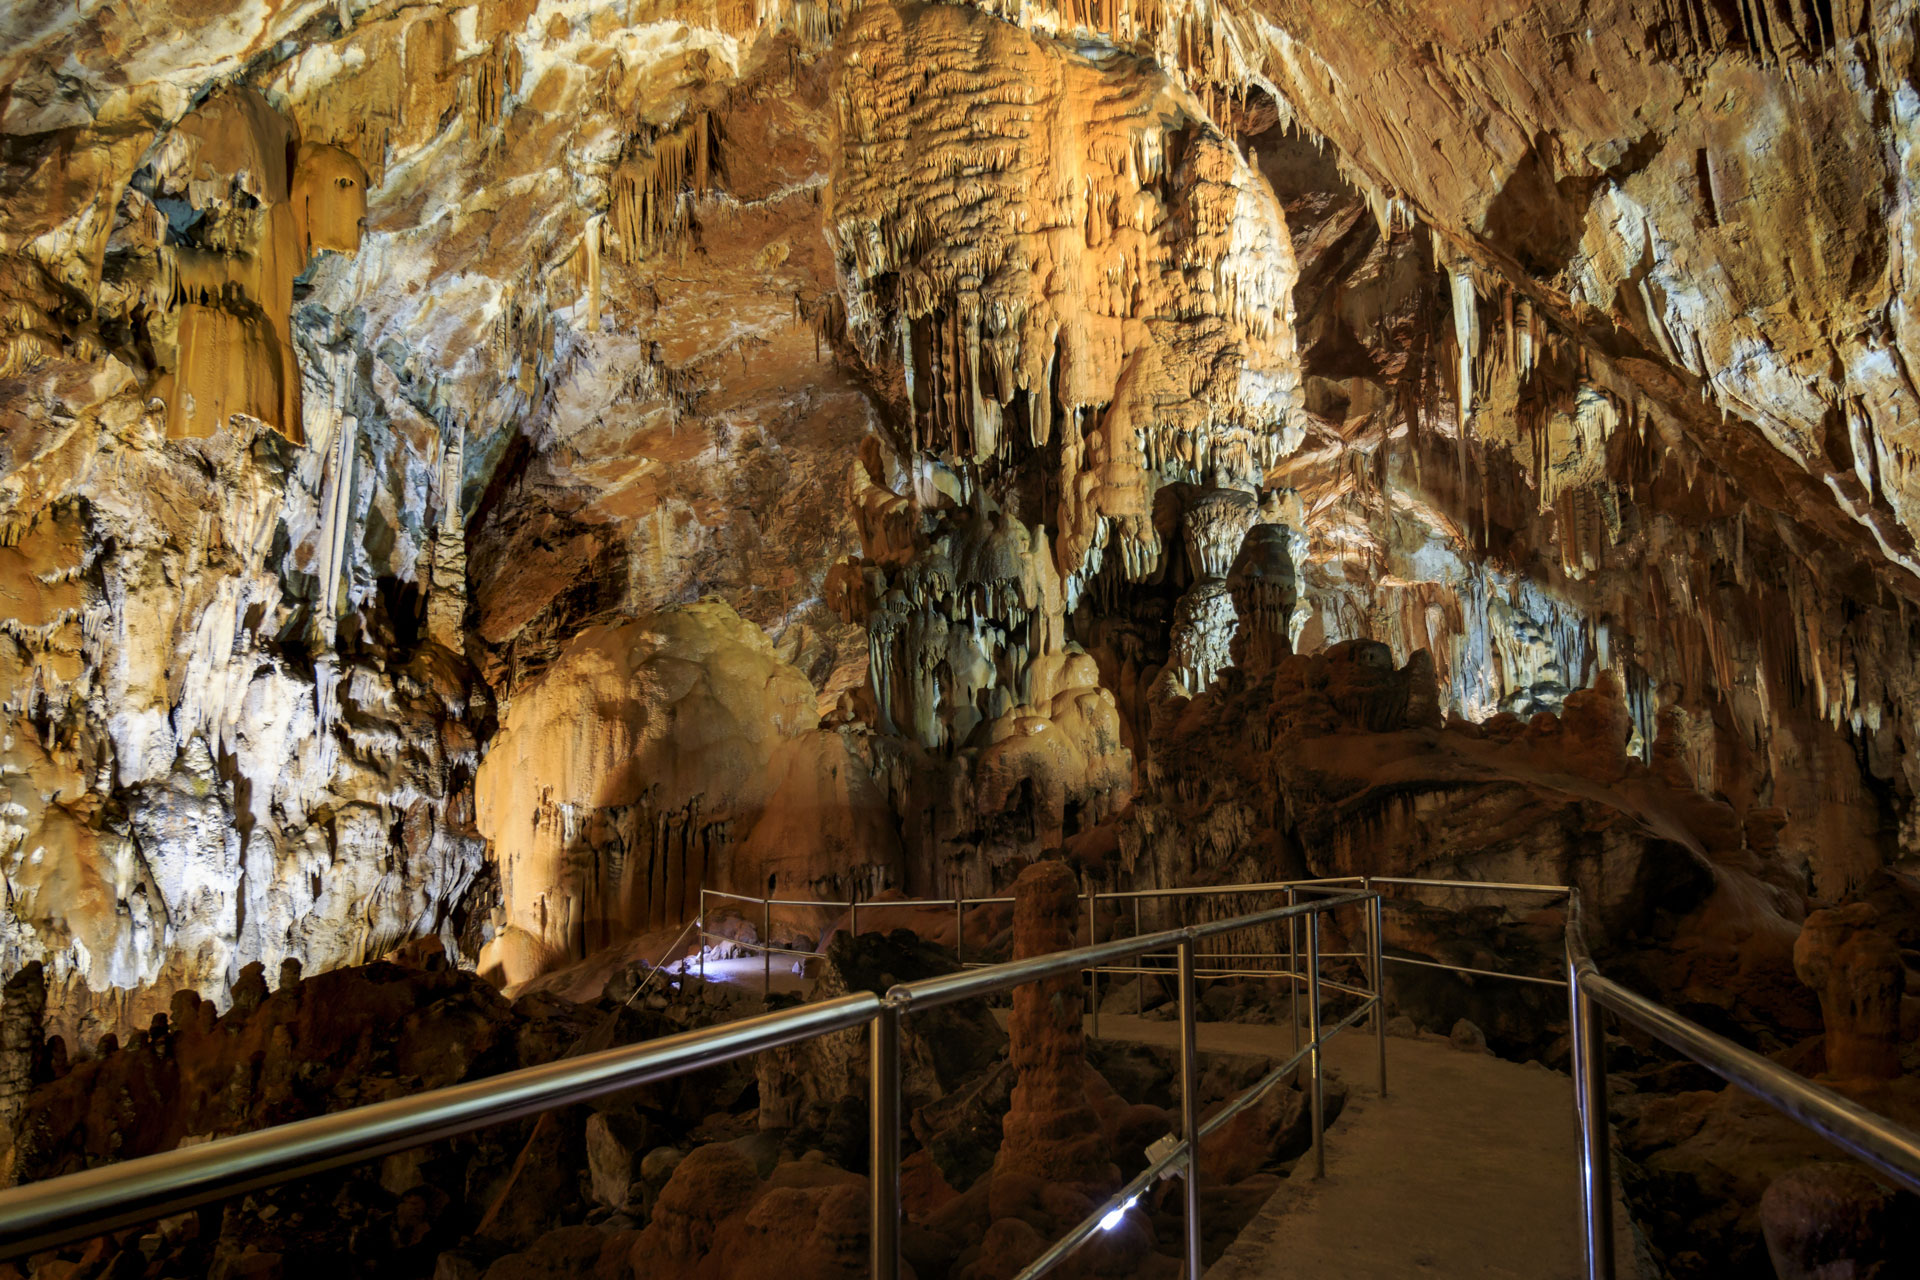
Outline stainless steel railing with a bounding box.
[698,871,1571,1130]
[871,889,1380,1279]
[30,868,1913,1280]
[700,874,1564,1055]
[0,888,1381,1278]
[1564,888,1920,1280]
[0,992,881,1259]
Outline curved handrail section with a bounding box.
[1565,893,1920,1200]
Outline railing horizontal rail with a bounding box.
[1387,954,1568,988]
[890,894,1372,1013]
[699,888,769,905]
[0,992,882,1260]
[697,932,820,962]
[1372,877,1570,896]
[1566,898,1920,1201]
[1582,969,1920,1197]
[1109,951,1360,962]
[1018,989,1381,1280]
[1088,877,1362,901]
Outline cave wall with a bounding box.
[2,0,1919,1028]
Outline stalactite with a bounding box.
[607,111,721,264]
[1450,263,1479,430]
[583,214,603,332]
[313,355,358,652]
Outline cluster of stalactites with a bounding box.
[606,111,720,267]
[1432,242,1637,584]
[1437,248,1550,429]
[1161,578,1237,698]
[94,86,368,446]
[827,0,1302,611]
[859,505,1066,751]
[952,0,1265,123]
[1182,484,1257,578]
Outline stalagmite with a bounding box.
[427,422,468,650]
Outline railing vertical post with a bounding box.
[1121,898,1136,1013]
[698,887,707,983]
[1286,886,1300,1053]
[1369,884,1387,1098]
[1569,954,1615,1280]
[1177,938,1204,1280]
[955,893,964,966]
[1088,892,1100,1039]
[763,897,773,999]
[1306,908,1326,1178]
[850,897,859,941]
[871,1004,902,1280]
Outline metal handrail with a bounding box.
[993,897,1378,1280]
[0,887,1382,1274]
[696,885,1019,990]
[701,873,1569,1056]
[699,878,1374,1017]
[1371,876,1570,896]
[1565,890,1920,1279]
[1015,992,1378,1280]
[891,894,1370,1012]
[870,890,1381,1279]
[0,992,881,1259]
[683,872,1920,1280]
[1389,953,1566,988]
[622,918,700,1009]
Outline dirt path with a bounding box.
[1084,1011,1638,1279]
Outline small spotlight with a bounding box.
[1097,1194,1140,1232]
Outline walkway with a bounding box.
[1085,1011,1641,1280]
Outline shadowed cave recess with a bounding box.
[3,0,1920,1276]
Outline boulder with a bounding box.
[641,1146,685,1190]
[1449,1018,1489,1054]
[627,1141,875,1280]
[757,929,1005,1131]
[912,1060,1015,1189]
[1760,1162,1908,1280]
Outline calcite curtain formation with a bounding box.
[1,0,1919,1048]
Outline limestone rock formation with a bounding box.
[474,601,897,977]
[754,928,1004,1132]
[1795,904,1907,1081]
[628,1144,873,1280]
